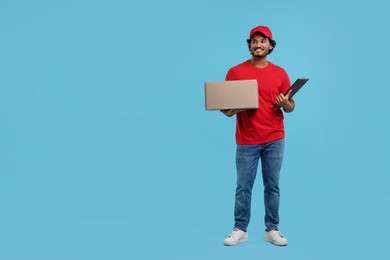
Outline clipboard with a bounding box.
[273,78,309,108]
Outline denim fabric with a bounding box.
[234,138,284,232]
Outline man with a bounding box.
[222,26,294,246]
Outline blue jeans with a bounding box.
[234,138,285,232]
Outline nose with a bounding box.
[254,42,262,47]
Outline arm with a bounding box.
[220,109,245,117]
[275,89,295,113]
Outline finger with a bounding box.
[286,89,292,99]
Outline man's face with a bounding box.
[249,34,273,57]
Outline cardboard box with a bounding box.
[204,80,259,110]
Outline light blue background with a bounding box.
[1,0,389,259]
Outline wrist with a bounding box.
[283,102,294,112]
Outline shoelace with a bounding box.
[229,229,240,238]
[273,230,284,239]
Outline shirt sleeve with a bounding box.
[280,69,291,94]
[225,68,236,81]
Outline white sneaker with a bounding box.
[264,229,288,246]
[224,228,248,246]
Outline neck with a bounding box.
[250,56,268,68]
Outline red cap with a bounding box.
[249,26,273,40]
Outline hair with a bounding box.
[246,32,277,55]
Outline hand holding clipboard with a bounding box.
[273,78,309,108]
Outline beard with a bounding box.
[250,48,269,57]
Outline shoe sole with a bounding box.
[264,239,288,246]
[224,237,248,246]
